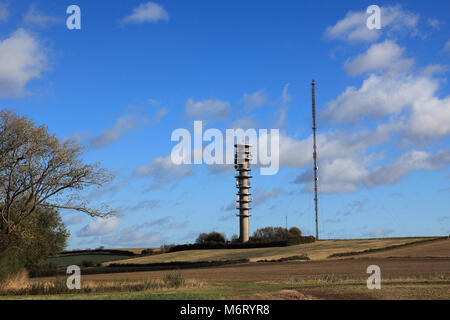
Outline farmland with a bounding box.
[42,253,132,267]
[1,237,448,300]
[102,237,443,265]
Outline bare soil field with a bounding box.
[18,238,448,300]
[44,257,449,283]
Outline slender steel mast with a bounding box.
[311,80,319,240]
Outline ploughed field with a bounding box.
[58,256,450,284]
[10,238,450,300]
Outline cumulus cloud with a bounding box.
[325,5,419,43]
[323,73,450,141]
[344,40,414,76]
[78,217,120,237]
[296,149,450,194]
[323,74,437,122]
[241,90,268,111]
[277,129,389,169]
[122,2,169,24]
[185,98,231,121]
[0,29,48,97]
[365,149,450,187]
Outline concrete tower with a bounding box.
[234,144,252,242]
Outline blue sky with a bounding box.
[1,0,449,249]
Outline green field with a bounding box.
[42,253,132,267]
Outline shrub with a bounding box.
[0,248,24,283]
[81,260,96,268]
[0,234,26,282]
[251,227,289,241]
[141,248,155,255]
[163,271,185,288]
[289,227,302,237]
[28,263,60,278]
[196,232,226,244]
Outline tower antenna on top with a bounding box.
[311,80,319,240]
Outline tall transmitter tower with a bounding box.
[234,144,252,242]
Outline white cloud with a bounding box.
[408,95,450,140]
[296,149,450,194]
[324,73,450,141]
[365,149,450,187]
[90,114,145,149]
[134,155,193,183]
[428,18,443,30]
[185,98,231,121]
[344,40,414,76]
[154,107,169,123]
[318,157,369,193]
[0,29,48,97]
[420,64,449,77]
[122,200,160,212]
[102,228,162,247]
[232,117,259,129]
[78,217,120,237]
[325,6,419,43]
[0,2,8,22]
[444,40,450,54]
[325,10,378,43]
[23,4,62,28]
[122,2,169,24]
[253,188,284,207]
[275,108,287,128]
[281,83,291,104]
[65,215,83,225]
[223,187,283,211]
[323,74,437,123]
[241,89,268,111]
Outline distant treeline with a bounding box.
[60,249,137,256]
[168,236,316,252]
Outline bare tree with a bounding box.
[0,110,115,234]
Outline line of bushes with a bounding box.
[257,254,310,262]
[168,236,315,252]
[28,258,250,278]
[60,249,137,256]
